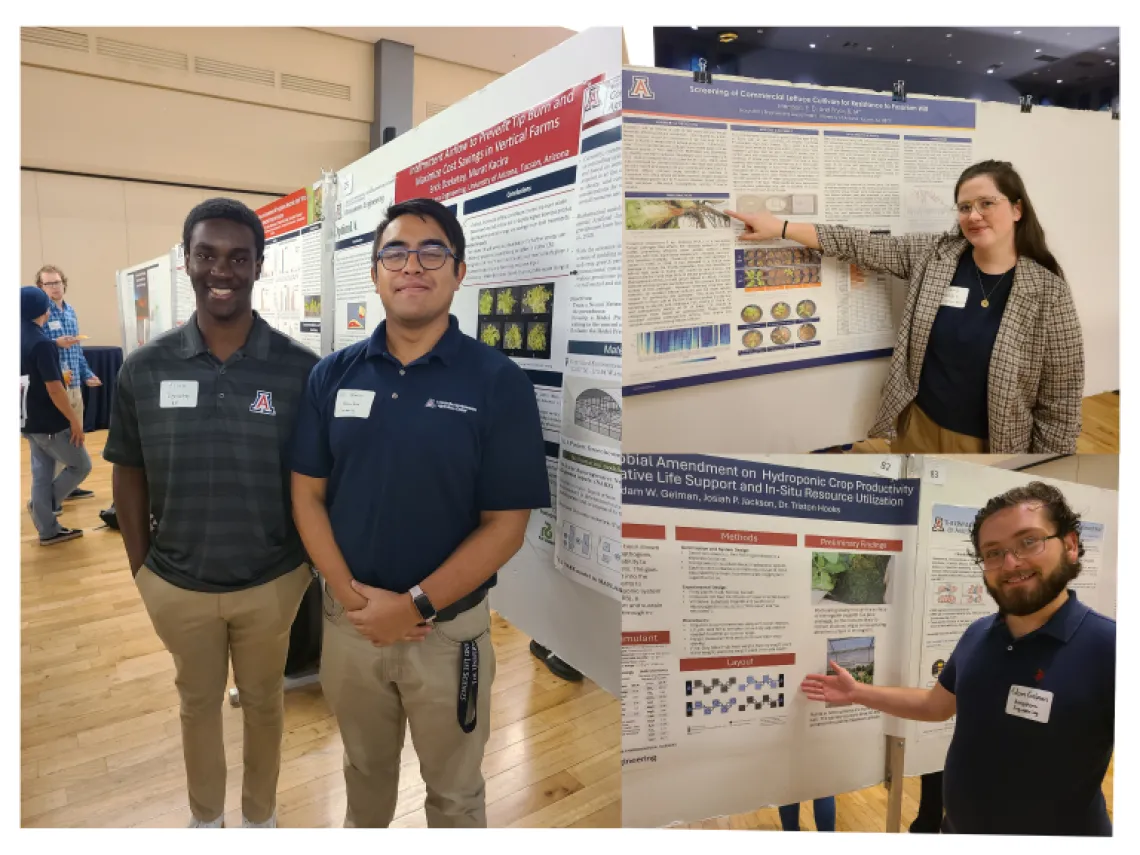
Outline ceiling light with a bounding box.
[907,58,912,62]
[809,43,816,48]
[866,46,873,51]
[986,69,994,74]
[1057,79,1063,83]
[1035,48,1042,52]
[946,33,952,38]
[1014,30,1021,35]
[957,60,962,64]
[719,32,738,43]
[691,26,698,30]
[757,29,764,33]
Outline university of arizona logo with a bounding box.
[627,75,655,100]
[585,84,602,111]
[249,390,276,415]
[425,397,476,414]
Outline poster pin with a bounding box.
[693,57,713,85]
[892,80,906,103]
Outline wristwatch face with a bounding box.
[411,588,435,620]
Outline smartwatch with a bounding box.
[409,584,436,623]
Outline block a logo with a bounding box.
[627,75,655,100]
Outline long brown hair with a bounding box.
[953,160,1065,279]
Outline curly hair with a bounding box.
[35,264,68,291]
[970,481,1085,561]
[182,197,266,260]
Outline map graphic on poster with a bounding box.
[330,66,624,601]
[620,67,977,396]
[254,184,324,354]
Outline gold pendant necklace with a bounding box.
[974,260,1011,309]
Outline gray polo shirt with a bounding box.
[104,312,319,592]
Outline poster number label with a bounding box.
[925,460,945,485]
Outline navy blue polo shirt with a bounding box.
[289,315,550,593]
[916,251,1014,438]
[20,319,69,435]
[939,591,1115,835]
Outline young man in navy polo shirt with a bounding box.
[802,481,1115,835]
[290,198,549,828]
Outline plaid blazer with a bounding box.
[816,225,1083,453]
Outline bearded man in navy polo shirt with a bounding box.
[290,198,549,828]
[802,481,1115,835]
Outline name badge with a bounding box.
[1006,684,1053,724]
[940,286,969,309]
[160,380,199,408]
[335,389,376,418]
[48,321,63,331]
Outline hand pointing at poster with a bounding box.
[801,661,859,705]
[725,209,822,249]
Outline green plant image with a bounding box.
[625,199,733,230]
[303,296,321,317]
[496,290,517,315]
[527,324,548,352]
[812,552,889,604]
[479,324,501,347]
[522,284,553,314]
[504,323,523,350]
[478,290,494,315]
[812,553,846,593]
[849,663,875,685]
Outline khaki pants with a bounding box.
[66,386,84,426]
[320,584,495,828]
[134,563,312,823]
[892,402,988,454]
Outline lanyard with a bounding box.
[457,639,479,734]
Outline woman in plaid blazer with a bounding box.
[728,161,1082,453]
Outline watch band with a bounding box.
[409,584,436,622]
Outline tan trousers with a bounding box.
[320,584,495,828]
[134,563,312,823]
[66,386,84,426]
[892,402,988,454]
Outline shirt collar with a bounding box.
[990,589,1088,644]
[365,314,462,366]
[178,310,272,361]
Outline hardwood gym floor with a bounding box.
[20,433,620,828]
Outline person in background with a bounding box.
[105,198,319,828]
[727,160,1083,454]
[290,198,550,828]
[20,285,89,545]
[801,482,1114,835]
[36,264,100,501]
[778,797,836,832]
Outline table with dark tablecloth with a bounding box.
[80,346,124,433]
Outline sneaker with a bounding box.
[187,815,224,828]
[242,814,277,828]
[39,528,83,546]
[65,488,95,501]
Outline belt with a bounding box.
[436,588,487,622]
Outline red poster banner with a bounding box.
[622,631,671,646]
[257,188,309,239]
[622,523,667,540]
[679,653,796,672]
[804,535,904,553]
[394,85,585,203]
[676,527,797,547]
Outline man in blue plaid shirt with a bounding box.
[36,264,101,502]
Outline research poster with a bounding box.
[620,67,977,395]
[117,254,174,355]
[253,184,324,354]
[621,453,920,827]
[171,243,194,327]
[331,60,623,600]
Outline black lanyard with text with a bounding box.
[457,640,479,734]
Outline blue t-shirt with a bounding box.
[20,320,68,435]
[289,316,551,593]
[916,251,1014,438]
[938,591,1115,835]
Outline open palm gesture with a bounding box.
[801,661,858,705]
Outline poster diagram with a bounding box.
[621,67,977,396]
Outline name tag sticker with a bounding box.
[159,380,199,408]
[1006,685,1053,724]
[335,389,376,418]
[940,286,969,309]
[48,321,63,331]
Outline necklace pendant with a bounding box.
[980,298,990,308]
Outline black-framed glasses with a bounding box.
[376,245,454,271]
[976,533,1062,569]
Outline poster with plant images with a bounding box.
[477,282,556,361]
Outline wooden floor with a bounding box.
[845,390,1120,454]
[672,757,1114,831]
[20,433,620,828]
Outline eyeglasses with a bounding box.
[376,245,454,271]
[955,196,1008,217]
[976,533,1062,569]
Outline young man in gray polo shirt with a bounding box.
[105,198,319,829]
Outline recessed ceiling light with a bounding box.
[866,46,873,51]
[1100,46,1106,50]
[1057,79,1063,83]
[907,58,912,62]
[946,33,952,38]
[718,32,738,43]
[1014,30,1021,35]
[809,43,816,48]
[1035,48,1042,53]
[957,60,962,64]
[757,29,764,33]
[986,69,994,74]
[691,26,698,30]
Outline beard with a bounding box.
[984,553,1082,617]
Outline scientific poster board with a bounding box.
[328,27,624,694]
[116,253,175,356]
[251,182,326,354]
[621,453,1117,827]
[621,66,975,397]
[622,68,1119,453]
